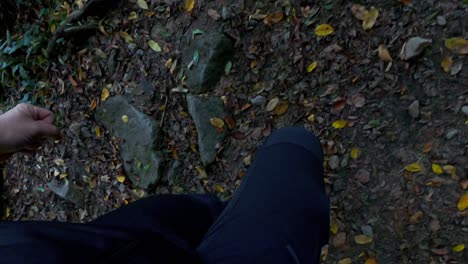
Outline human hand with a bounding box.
[0,103,60,158]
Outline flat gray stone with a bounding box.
[462,105,468,116]
[187,95,227,165]
[183,30,233,94]
[408,100,420,118]
[445,128,459,140]
[96,96,163,189]
[47,180,85,207]
[329,155,339,170]
[251,95,266,106]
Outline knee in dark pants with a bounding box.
[265,127,323,163]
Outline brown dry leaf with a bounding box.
[225,117,236,130]
[210,118,225,128]
[422,142,433,153]
[263,12,284,25]
[275,101,289,116]
[69,75,78,87]
[441,56,453,72]
[363,7,379,30]
[399,0,412,5]
[444,37,468,54]
[331,99,346,114]
[89,98,97,111]
[409,210,423,224]
[354,235,373,245]
[378,45,392,62]
[351,4,367,20]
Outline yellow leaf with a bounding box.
[431,164,443,175]
[185,0,195,12]
[214,185,225,193]
[457,194,468,211]
[90,98,97,111]
[354,234,373,245]
[363,7,379,30]
[314,24,334,37]
[441,56,453,72]
[330,223,338,235]
[332,119,347,129]
[378,44,392,62]
[404,163,421,172]
[148,40,162,52]
[337,258,352,264]
[136,0,148,10]
[443,165,456,176]
[122,115,129,123]
[5,207,10,218]
[365,258,378,264]
[453,243,465,252]
[101,88,110,101]
[119,31,133,43]
[275,101,289,116]
[351,148,360,159]
[307,114,315,123]
[306,61,318,73]
[117,175,125,183]
[196,166,207,178]
[444,37,468,55]
[50,24,56,33]
[128,11,138,20]
[210,117,225,128]
[95,126,102,138]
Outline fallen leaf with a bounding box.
[275,101,289,115]
[399,0,412,5]
[332,119,347,129]
[119,31,133,43]
[128,11,138,20]
[225,116,236,130]
[196,166,207,178]
[266,97,280,112]
[444,37,468,54]
[207,9,221,20]
[54,158,65,166]
[148,40,162,52]
[351,148,360,159]
[422,142,433,153]
[409,210,423,224]
[122,115,129,123]
[354,235,373,245]
[117,175,125,183]
[69,75,78,87]
[95,126,102,138]
[431,164,443,175]
[330,223,338,235]
[136,0,148,10]
[351,4,367,20]
[214,185,225,193]
[225,61,232,75]
[441,56,453,72]
[378,44,392,62]
[453,244,465,252]
[263,12,284,25]
[95,48,107,59]
[307,114,315,123]
[185,0,195,12]
[90,98,97,111]
[362,7,379,30]
[457,194,468,211]
[314,24,334,36]
[306,61,318,73]
[101,88,110,101]
[210,118,225,128]
[331,98,346,114]
[431,247,449,255]
[404,163,421,172]
[399,37,432,60]
[365,258,378,264]
[443,165,456,176]
[338,258,352,264]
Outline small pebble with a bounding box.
[462,105,468,116]
[408,100,420,118]
[436,16,447,26]
[355,169,370,184]
[445,128,459,140]
[250,95,266,106]
[221,6,230,20]
[329,155,339,170]
[361,225,374,236]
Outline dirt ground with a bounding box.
[2,0,467,263]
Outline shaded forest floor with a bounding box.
[1,0,467,263]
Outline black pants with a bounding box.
[0,127,329,264]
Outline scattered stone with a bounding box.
[96,96,164,189]
[408,100,420,118]
[250,95,266,106]
[445,128,459,140]
[436,16,447,26]
[399,37,432,60]
[187,95,227,165]
[47,180,85,207]
[207,9,221,20]
[183,30,234,94]
[221,6,231,20]
[329,155,339,170]
[355,169,370,184]
[450,60,463,76]
[361,225,374,236]
[462,106,468,116]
